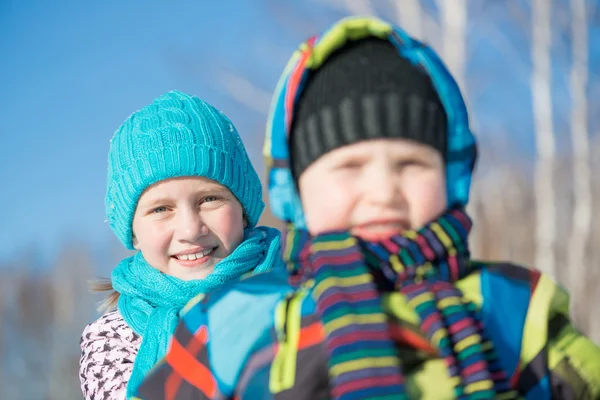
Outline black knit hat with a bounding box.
[290,38,448,182]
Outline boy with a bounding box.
[134,18,600,399]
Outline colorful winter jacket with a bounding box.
[133,17,600,400]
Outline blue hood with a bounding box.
[263,17,476,228]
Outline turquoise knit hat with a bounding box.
[105,90,264,249]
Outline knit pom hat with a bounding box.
[105,90,264,249]
[290,38,447,181]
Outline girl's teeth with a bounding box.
[176,248,213,261]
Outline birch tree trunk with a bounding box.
[435,0,467,92]
[532,0,557,278]
[392,0,423,40]
[434,1,482,255]
[567,0,592,333]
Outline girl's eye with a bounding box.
[200,196,223,206]
[151,206,168,214]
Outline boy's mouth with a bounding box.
[351,220,410,241]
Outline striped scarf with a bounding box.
[283,208,519,399]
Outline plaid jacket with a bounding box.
[135,16,600,400]
[133,263,600,399]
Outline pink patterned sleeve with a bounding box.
[79,310,142,400]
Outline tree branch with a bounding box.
[215,70,272,115]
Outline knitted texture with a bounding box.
[112,226,283,397]
[106,90,264,249]
[133,213,600,399]
[290,37,447,181]
[284,209,517,399]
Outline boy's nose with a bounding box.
[363,166,404,206]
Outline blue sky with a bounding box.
[1,0,276,265]
[1,0,598,266]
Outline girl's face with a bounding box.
[131,176,246,281]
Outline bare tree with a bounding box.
[432,0,487,256]
[391,0,423,40]
[48,246,96,399]
[532,0,557,279]
[435,0,468,92]
[215,71,272,115]
[567,0,591,303]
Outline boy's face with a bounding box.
[131,176,246,281]
[298,138,447,240]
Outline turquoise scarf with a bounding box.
[111,226,283,397]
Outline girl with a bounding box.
[79,90,282,399]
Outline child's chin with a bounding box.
[177,266,215,281]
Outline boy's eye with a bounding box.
[336,159,365,170]
[202,196,220,203]
[151,206,168,214]
[397,159,424,168]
